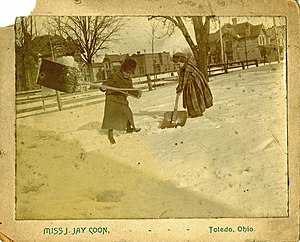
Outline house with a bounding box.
[208,18,273,64]
[102,53,129,79]
[101,51,177,79]
[92,62,105,81]
[264,25,286,61]
[130,51,176,77]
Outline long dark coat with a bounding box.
[176,62,213,117]
[101,71,135,131]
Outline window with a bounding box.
[258,36,265,45]
[159,53,163,63]
[139,66,144,74]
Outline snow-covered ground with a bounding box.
[16,63,287,219]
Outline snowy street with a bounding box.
[16,63,287,219]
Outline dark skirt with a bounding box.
[101,94,134,131]
[183,76,213,117]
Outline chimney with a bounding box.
[232,18,237,25]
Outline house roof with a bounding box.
[208,26,240,43]
[103,54,129,62]
[209,22,265,43]
[208,31,220,43]
[251,24,265,37]
[92,62,104,68]
[265,25,285,37]
[227,22,264,38]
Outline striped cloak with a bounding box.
[176,62,213,117]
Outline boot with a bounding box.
[126,127,141,133]
[126,121,141,133]
[108,129,116,144]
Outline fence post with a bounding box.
[255,59,258,67]
[146,74,153,91]
[241,61,245,69]
[224,63,228,74]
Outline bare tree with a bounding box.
[15,16,37,91]
[52,16,123,82]
[145,20,161,90]
[150,16,212,80]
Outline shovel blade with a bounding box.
[160,111,188,129]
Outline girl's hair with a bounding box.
[121,58,137,72]
[172,52,188,63]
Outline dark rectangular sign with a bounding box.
[37,59,79,93]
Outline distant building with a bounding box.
[92,62,105,81]
[102,53,129,79]
[208,18,285,64]
[130,51,176,77]
[265,25,285,61]
[100,51,177,80]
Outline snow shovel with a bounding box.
[37,59,80,93]
[160,93,187,129]
[79,81,142,99]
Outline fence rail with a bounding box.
[208,59,258,77]
[16,61,261,118]
[16,74,178,119]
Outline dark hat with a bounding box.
[121,58,137,72]
[173,52,186,59]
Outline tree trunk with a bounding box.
[18,48,27,91]
[87,62,95,82]
[20,18,28,90]
[192,16,210,80]
[174,16,210,80]
[20,17,35,90]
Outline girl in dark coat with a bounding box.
[173,52,213,117]
[101,59,141,144]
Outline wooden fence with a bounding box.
[16,60,260,118]
[16,74,178,118]
[208,59,258,77]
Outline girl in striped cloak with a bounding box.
[173,52,213,118]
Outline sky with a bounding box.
[100,16,285,60]
[12,13,285,62]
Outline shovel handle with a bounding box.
[171,93,181,123]
[174,93,180,111]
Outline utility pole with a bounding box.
[273,17,281,63]
[218,17,225,64]
[151,23,157,89]
[244,37,248,68]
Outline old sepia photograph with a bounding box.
[14,15,288,220]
